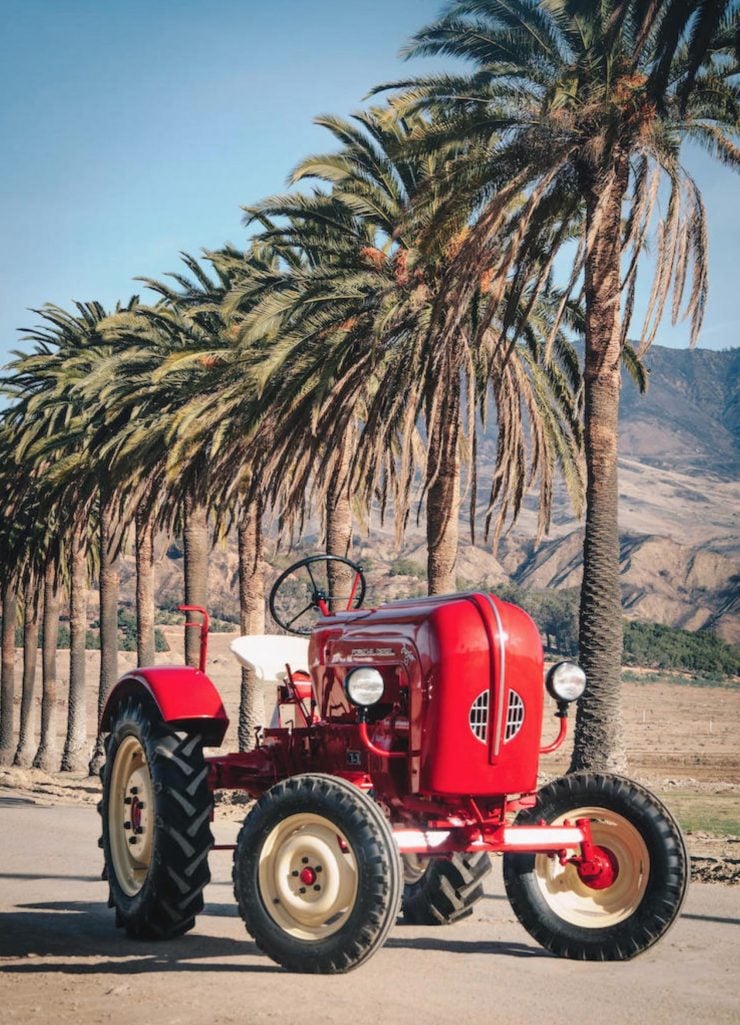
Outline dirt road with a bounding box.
[1,799,738,1025]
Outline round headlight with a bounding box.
[344,666,385,707]
[546,661,586,703]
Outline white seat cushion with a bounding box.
[229,634,310,683]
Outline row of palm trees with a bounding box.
[0,1,736,775]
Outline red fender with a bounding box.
[101,666,229,746]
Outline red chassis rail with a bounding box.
[207,709,580,856]
[390,821,587,855]
[211,813,590,857]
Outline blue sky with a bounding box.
[1,0,737,368]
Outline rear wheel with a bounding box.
[233,774,402,972]
[503,773,688,960]
[100,698,213,939]
[402,852,491,925]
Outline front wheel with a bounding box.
[503,773,688,960]
[99,698,213,939]
[233,774,402,972]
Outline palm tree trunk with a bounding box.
[237,495,265,751]
[426,377,461,595]
[326,432,354,609]
[183,494,209,669]
[570,167,629,774]
[0,577,18,766]
[62,526,88,772]
[88,501,119,776]
[33,563,60,772]
[14,585,39,767]
[135,508,156,667]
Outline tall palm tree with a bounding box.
[240,107,583,592]
[5,300,140,774]
[61,521,89,770]
[0,422,72,769]
[0,433,23,767]
[133,248,280,744]
[33,557,61,772]
[0,423,67,771]
[383,0,738,768]
[96,247,276,745]
[0,574,18,766]
[14,582,40,768]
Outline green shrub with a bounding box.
[623,620,740,676]
[389,557,426,579]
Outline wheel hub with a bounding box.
[573,845,620,890]
[299,866,319,886]
[108,736,154,896]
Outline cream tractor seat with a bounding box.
[229,634,311,728]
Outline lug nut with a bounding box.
[291,870,299,877]
[135,827,144,835]
[301,857,309,864]
[124,797,132,806]
[130,787,139,795]
[123,821,132,830]
[315,865,322,873]
[128,837,138,846]
[313,885,321,892]
[299,887,306,894]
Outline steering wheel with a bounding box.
[268,554,366,636]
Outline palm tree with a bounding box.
[134,506,156,668]
[384,0,738,768]
[33,557,61,772]
[61,521,89,770]
[0,433,23,767]
[0,421,74,770]
[97,248,276,745]
[134,248,280,744]
[0,573,18,766]
[240,107,583,593]
[5,300,141,774]
[14,582,40,768]
[0,424,67,772]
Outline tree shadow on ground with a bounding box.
[385,936,547,958]
[0,898,549,970]
[681,912,740,927]
[0,900,276,973]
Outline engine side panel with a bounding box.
[308,592,544,798]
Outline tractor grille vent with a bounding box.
[469,690,489,744]
[504,690,525,742]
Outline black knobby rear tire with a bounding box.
[503,772,688,961]
[402,852,492,925]
[99,698,213,939]
[233,773,402,973]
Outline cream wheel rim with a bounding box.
[259,813,359,940]
[533,806,650,928]
[108,735,155,897]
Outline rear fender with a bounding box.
[101,666,229,746]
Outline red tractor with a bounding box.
[99,555,688,973]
